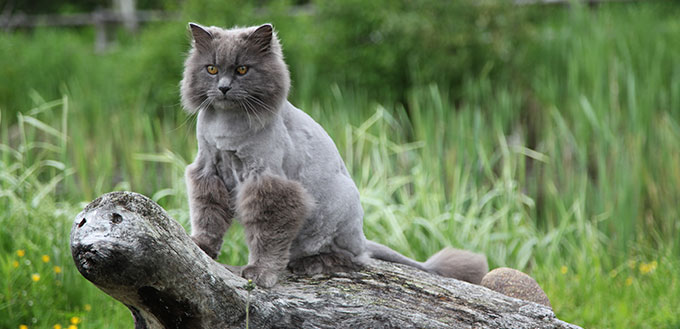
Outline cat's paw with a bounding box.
[191,235,220,259]
[288,256,324,275]
[242,265,279,288]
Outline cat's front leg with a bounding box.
[186,156,234,259]
[236,173,313,288]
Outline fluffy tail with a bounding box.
[366,240,488,284]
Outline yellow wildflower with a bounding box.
[639,263,650,274]
[31,274,41,282]
[70,317,81,325]
[560,266,568,274]
[17,250,25,257]
[84,304,92,312]
[42,255,50,263]
[53,325,62,329]
[19,325,28,329]
[12,260,19,268]
[639,261,657,274]
[54,266,62,274]
[625,276,633,286]
[68,326,77,329]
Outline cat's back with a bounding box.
[280,101,350,178]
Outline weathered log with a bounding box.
[70,191,582,329]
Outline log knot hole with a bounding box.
[111,212,123,224]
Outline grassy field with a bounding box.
[1,2,679,329]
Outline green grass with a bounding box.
[2,3,679,329]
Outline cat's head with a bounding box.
[180,23,290,117]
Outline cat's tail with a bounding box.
[366,240,488,284]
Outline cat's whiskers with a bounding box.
[249,99,267,128]
[194,96,215,115]
[202,98,215,112]
[196,96,212,111]
[237,100,255,129]
[245,95,277,115]
[228,90,264,129]
[241,98,265,128]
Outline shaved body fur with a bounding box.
[181,23,488,288]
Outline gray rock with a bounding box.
[482,267,552,308]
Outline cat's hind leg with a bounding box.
[287,251,365,276]
[236,173,313,288]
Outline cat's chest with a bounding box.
[204,133,241,152]
[201,132,267,180]
[198,115,247,151]
[196,110,288,183]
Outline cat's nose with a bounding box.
[219,86,231,94]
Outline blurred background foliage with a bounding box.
[1,0,538,118]
[1,0,679,328]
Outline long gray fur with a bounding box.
[181,23,488,288]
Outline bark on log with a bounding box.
[70,191,582,329]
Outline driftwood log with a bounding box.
[70,191,582,329]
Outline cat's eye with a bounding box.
[236,65,248,75]
[206,65,218,75]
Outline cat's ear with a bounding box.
[247,23,274,53]
[189,22,213,52]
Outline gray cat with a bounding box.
[181,23,488,288]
